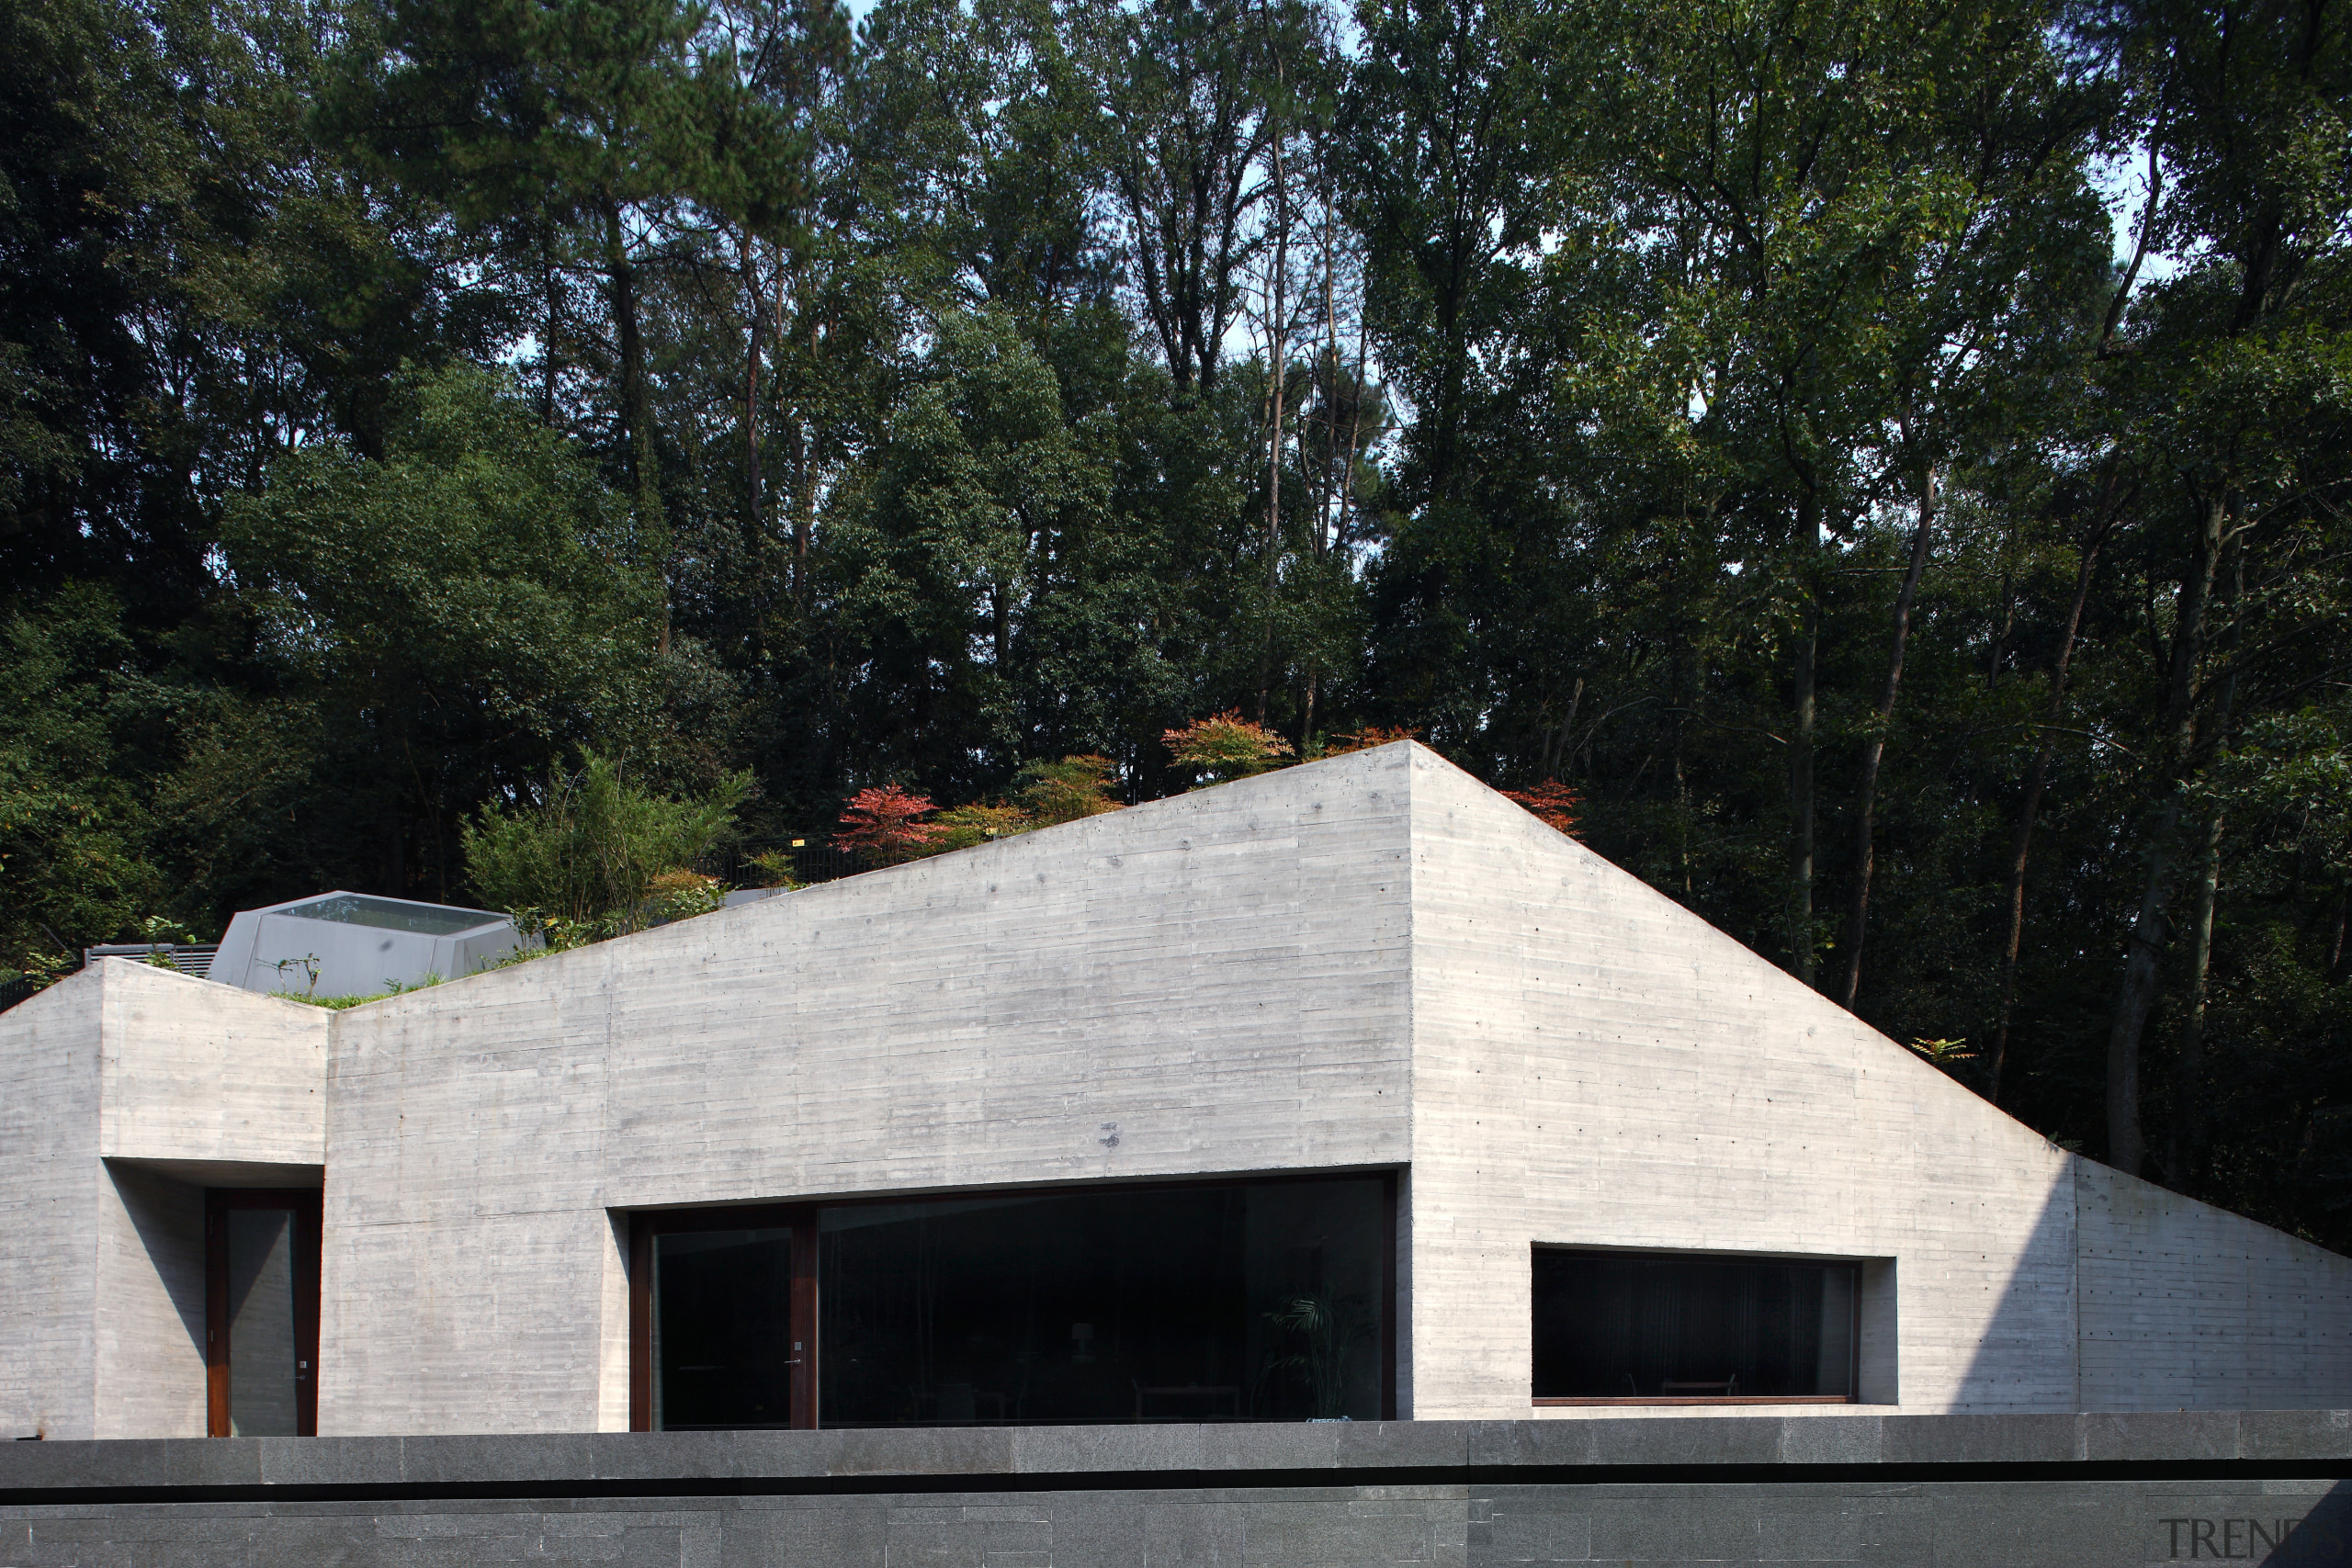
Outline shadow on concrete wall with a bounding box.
[1953,1156,2078,1411]
[106,1162,207,1364]
[2208,1478,2351,1564]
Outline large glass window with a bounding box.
[1532,1249,1858,1403]
[630,1175,1393,1429]
[633,1209,811,1431]
[650,1225,802,1428]
[821,1178,1388,1427]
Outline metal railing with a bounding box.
[84,942,220,979]
[698,840,865,889]
[1,944,227,1017]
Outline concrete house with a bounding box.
[5,740,2349,1450]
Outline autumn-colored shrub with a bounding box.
[1163,712,1295,784]
[1499,779,1580,836]
[834,784,944,865]
[1016,754,1125,824]
[646,868,725,922]
[1322,726,1419,757]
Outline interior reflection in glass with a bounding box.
[652,1227,796,1428]
[226,1208,299,1436]
[820,1179,1385,1426]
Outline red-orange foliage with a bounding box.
[834,784,944,864]
[1324,726,1419,756]
[1500,779,1580,837]
[1162,711,1295,780]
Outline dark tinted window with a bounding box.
[820,1178,1387,1426]
[652,1226,797,1428]
[1532,1250,1857,1399]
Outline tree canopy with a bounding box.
[3,0,2349,1245]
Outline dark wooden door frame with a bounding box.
[629,1204,817,1432]
[205,1187,323,1438]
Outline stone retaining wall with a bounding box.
[6,1414,2349,1566]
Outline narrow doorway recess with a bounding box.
[206,1188,322,1437]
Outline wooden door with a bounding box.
[206,1188,322,1437]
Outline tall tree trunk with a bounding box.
[1789,488,1823,987]
[775,259,818,613]
[1318,171,1340,562]
[1334,310,1370,557]
[2168,808,2225,1183]
[2105,492,2229,1175]
[739,231,765,660]
[740,231,763,559]
[1545,675,1584,777]
[1988,514,2114,1103]
[1256,77,1288,727]
[383,807,407,899]
[541,220,562,427]
[2167,547,2241,1184]
[1836,464,1936,1009]
[792,417,814,610]
[2107,798,2179,1177]
[603,195,668,654]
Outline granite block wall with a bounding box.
[7,1479,2350,1568]
[4,1417,2348,1567]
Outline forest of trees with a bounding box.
[3,0,2349,1240]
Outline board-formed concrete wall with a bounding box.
[7,744,2348,1441]
[312,741,2352,1433]
[0,971,103,1441]
[1395,744,2352,1417]
[1402,748,2081,1416]
[0,962,328,1440]
[2075,1160,2352,1410]
[95,959,328,1174]
[318,751,1419,1435]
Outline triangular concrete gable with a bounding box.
[1390,742,2350,1416]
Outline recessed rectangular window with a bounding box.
[821,1176,1391,1427]
[1532,1248,1859,1404]
[631,1175,1395,1429]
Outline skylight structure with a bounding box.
[211,891,525,998]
